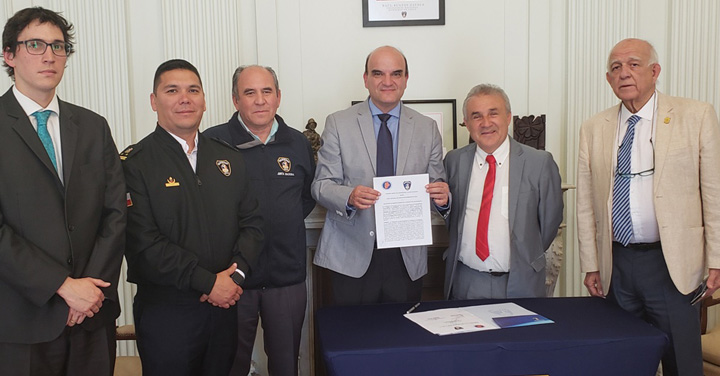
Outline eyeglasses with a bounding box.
[616,139,655,179]
[16,39,73,57]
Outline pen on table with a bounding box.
[406,302,420,314]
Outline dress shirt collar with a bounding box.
[475,135,510,167]
[168,130,199,155]
[13,85,60,117]
[620,91,657,125]
[236,113,279,144]
[368,99,401,119]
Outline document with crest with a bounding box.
[373,173,432,249]
[405,302,553,336]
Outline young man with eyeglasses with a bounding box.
[577,38,720,376]
[0,7,126,375]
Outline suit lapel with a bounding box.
[601,106,619,176]
[59,99,77,187]
[508,138,524,235]
[356,102,378,174]
[396,103,415,175]
[455,145,476,231]
[3,91,62,186]
[653,93,673,192]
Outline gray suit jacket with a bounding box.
[0,88,126,343]
[443,138,563,298]
[312,99,446,280]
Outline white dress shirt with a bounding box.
[13,86,63,181]
[613,91,660,243]
[168,131,199,172]
[459,136,511,272]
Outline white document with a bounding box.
[404,302,551,336]
[373,173,432,249]
[404,308,495,336]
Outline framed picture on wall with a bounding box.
[351,99,463,154]
[362,0,445,27]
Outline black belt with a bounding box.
[613,241,661,251]
[487,271,509,277]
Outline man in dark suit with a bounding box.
[122,59,263,376]
[312,46,450,305]
[444,84,563,299]
[0,7,126,375]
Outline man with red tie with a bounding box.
[443,84,563,299]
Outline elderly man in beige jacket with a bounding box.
[577,38,720,376]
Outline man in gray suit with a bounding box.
[313,46,449,305]
[444,84,563,299]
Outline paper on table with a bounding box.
[373,173,432,249]
[404,308,495,336]
[405,302,553,336]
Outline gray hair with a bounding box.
[462,84,512,118]
[606,38,659,72]
[232,65,280,99]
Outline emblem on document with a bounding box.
[165,177,180,187]
[403,181,411,190]
[216,160,231,177]
[277,157,292,173]
[382,181,392,190]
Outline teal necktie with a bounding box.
[32,110,57,171]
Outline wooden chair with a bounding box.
[114,324,142,376]
[701,290,720,376]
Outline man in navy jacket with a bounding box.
[205,65,315,376]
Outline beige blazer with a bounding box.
[577,92,720,294]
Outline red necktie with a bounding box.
[476,154,496,261]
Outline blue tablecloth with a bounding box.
[316,297,668,376]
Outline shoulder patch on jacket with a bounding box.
[119,144,141,160]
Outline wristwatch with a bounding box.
[231,268,245,286]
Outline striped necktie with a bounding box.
[612,114,641,246]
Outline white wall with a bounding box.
[3,0,720,373]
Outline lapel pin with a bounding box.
[165,177,180,187]
[664,117,670,124]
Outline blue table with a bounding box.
[316,297,668,376]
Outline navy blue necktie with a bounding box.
[612,114,641,246]
[376,113,394,177]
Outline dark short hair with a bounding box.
[153,59,203,93]
[231,65,280,99]
[364,46,409,76]
[2,7,75,79]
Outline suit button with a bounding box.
[369,231,375,236]
[67,258,73,265]
[68,225,75,231]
